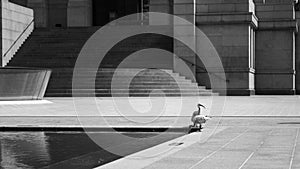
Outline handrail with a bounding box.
[176,55,229,83]
[3,18,34,58]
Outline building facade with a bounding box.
[3,0,300,95]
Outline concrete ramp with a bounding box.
[0,67,51,100]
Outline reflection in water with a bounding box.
[0,132,50,169]
[0,132,183,169]
[0,132,105,169]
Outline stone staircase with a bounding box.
[46,68,216,97]
[8,27,217,97]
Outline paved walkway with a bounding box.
[97,117,300,169]
[0,96,300,117]
[0,96,299,128]
[1,96,300,169]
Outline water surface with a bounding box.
[0,131,184,169]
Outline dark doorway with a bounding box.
[92,0,141,26]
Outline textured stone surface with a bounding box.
[196,0,256,95]
[254,0,297,94]
[48,0,68,28]
[27,0,47,27]
[297,11,300,94]
[67,0,92,27]
[174,0,197,82]
[1,0,33,66]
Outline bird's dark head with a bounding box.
[197,103,205,109]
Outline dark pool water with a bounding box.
[0,131,184,169]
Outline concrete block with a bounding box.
[222,35,249,46]
[174,0,195,4]
[222,57,249,68]
[208,4,236,13]
[222,46,249,57]
[174,4,195,15]
[197,5,209,12]
[255,73,295,94]
[150,0,170,5]
[255,29,296,94]
[67,0,92,27]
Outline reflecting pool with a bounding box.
[0,131,184,169]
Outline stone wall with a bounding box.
[48,0,68,28]
[173,0,197,82]
[196,0,257,95]
[67,0,92,27]
[149,0,173,25]
[27,0,47,27]
[254,0,297,94]
[1,0,34,66]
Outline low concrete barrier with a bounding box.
[0,67,51,100]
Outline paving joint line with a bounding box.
[238,129,274,169]
[289,128,299,169]
[188,128,249,169]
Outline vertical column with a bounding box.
[0,0,3,67]
[27,0,48,27]
[296,2,300,93]
[196,0,258,95]
[173,0,197,82]
[254,0,298,95]
[67,0,92,27]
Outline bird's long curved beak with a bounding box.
[198,104,206,109]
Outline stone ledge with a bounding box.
[256,69,296,74]
[196,12,258,28]
[258,20,298,31]
[213,89,255,96]
[197,0,255,5]
[197,68,255,73]
[255,89,296,95]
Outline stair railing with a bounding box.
[3,19,34,64]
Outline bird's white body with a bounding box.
[189,104,209,131]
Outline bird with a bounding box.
[191,103,209,128]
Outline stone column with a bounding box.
[296,2,300,94]
[27,0,48,27]
[0,0,3,66]
[254,0,298,95]
[196,0,258,95]
[67,0,92,27]
[173,0,197,82]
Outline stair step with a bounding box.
[8,27,217,97]
[46,92,217,97]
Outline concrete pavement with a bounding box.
[0,96,299,128]
[97,117,300,169]
[1,96,300,169]
[0,96,299,117]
